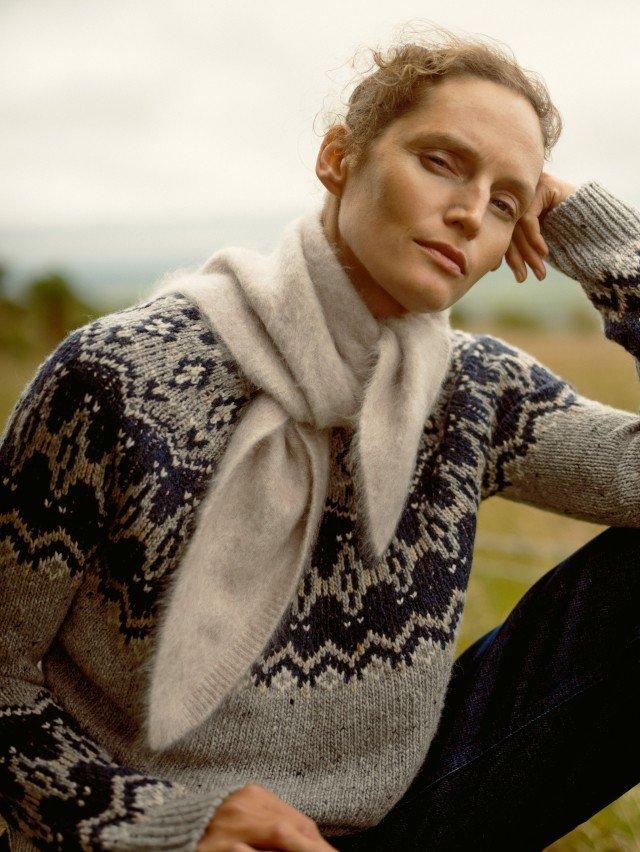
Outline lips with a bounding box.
[415,240,467,275]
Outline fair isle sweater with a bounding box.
[1,180,640,850]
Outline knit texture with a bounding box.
[1,180,640,850]
[143,201,453,752]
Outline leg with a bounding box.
[332,525,640,851]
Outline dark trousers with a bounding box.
[331,525,640,851]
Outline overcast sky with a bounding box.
[2,0,639,232]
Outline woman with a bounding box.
[0,26,638,852]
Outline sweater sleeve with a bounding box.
[482,180,640,526]
[0,332,243,850]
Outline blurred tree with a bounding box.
[0,262,30,356]
[23,271,97,348]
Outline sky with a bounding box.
[1,0,638,308]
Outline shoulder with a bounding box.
[45,291,252,406]
[3,292,256,452]
[64,291,247,382]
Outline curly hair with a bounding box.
[318,21,563,172]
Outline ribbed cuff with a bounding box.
[540,180,640,291]
[98,785,246,851]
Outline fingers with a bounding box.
[208,818,333,851]
[255,787,332,847]
[261,792,326,843]
[201,846,279,852]
[519,208,549,255]
[198,782,338,852]
[200,822,330,851]
[267,821,337,851]
[505,239,528,283]
[506,216,549,283]
[513,228,546,280]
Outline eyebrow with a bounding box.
[409,130,537,207]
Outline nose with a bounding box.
[442,186,489,237]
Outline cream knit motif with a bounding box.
[1,180,640,850]
[144,203,453,751]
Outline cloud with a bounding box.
[1,0,639,229]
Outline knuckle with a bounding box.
[224,797,254,821]
[302,817,321,836]
[218,790,241,808]
[218,793,248,818]
[199,840,224,852]
[226,784,259,807]
[220,798,243,817]
[271,819,294,842]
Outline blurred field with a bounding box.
[1,314,639,850]
[457,319,640,851]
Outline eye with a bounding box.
[492,198,517,218]
[421,155,518,219]
[425,155,450,169]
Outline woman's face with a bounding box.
[316,74,546,318]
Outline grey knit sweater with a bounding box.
[1,181,640,850]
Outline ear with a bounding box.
[315,125,350,197]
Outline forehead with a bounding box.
[382,82,545,202]
[393,77,545,164]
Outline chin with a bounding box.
[407,289,453,314]
[401,271,455,313]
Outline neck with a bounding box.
[320,195,409,320]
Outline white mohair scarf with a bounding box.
[142,200,454,751]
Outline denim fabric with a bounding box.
[331,525,640,851]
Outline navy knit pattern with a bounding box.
[254,330,581,690]
[1,179,640,848]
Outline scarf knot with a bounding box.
[142,201,454,751]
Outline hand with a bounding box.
[196,782,339,851]
[505,171,579,284]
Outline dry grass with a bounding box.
[457,320,640,851]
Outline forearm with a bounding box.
[0,681,233,851]
[541,180,640,360]
[484,181,640,523]
[0,332,242,850]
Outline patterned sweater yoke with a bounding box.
[1,181,640,850]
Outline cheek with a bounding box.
[341,168,384,225]
[340,185,401,262]
[485,232,513,274]
[345,156,440,238]
[379,164,433,219]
